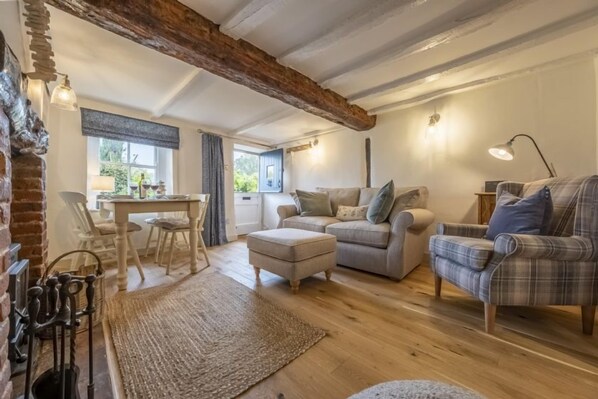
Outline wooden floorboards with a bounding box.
[13,238,598,398]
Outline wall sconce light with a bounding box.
[286,138,318,154]
[488,133,556,177]
[427,110,440,135]
[51,73,78,111]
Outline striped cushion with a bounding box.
[429,236,494,271]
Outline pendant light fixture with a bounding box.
[51,73,78,111]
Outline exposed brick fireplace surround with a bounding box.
[0,31,50,398]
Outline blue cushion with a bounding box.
[486,186,553,241]
[366,180,395,224]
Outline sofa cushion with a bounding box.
[326,220,390,249]
[367,180,395,224]
[486,186,553,241]
[283,215,341,233]
[430,235,494,271]
[358,187,379,206]
[336,205,368,221]
[296,189,333,217]
[393,188,421,212]
[316,187,360,214]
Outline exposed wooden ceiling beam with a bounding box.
[278,0,425,66]
[348,7,598,102]
[45,0,376,131]
[234,108,297,135]
[319,0,529,86]
[370,48,598,115]
[151,68,203,119]
[220,0,289,40]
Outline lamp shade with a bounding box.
[51,75,78,111]
[91,175,115,192]
[488,142,514,161]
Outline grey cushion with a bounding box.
[247,228,336,262]
[326,220,390,249]
[367,180,395,224]
[296,189,333,217]
[155,217,191,230]
[393,188,421,212]
[430,235,494,271]
[283,216,341,233]
[486,186,553,241]
[96,222,142,235]
[316,187,360,214]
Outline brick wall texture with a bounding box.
[0,109,12,399]
[10,153,47,281]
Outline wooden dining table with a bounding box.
[99,198,203,291]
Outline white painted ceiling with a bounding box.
[2,0,598,145]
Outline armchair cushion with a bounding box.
[430,236,494,271]
[486,186,553,240]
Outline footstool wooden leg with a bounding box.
[325,269,333,281]
[253,266,261,279]
[290,280,300,294]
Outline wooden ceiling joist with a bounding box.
[45,0,376,131]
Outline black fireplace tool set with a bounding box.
[21,250,101,399]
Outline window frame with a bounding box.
[233,149,260,194]
[98,139,159,192]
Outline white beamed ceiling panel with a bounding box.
[360,23,598,111]
[2,0,597,143]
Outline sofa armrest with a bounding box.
[276,204,298,228]
[391,208,435,233]
[493,234,596,261]
[437,223,488,238]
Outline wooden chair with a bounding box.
[143,210,187,263]
[157,194,211,275]
[59,191,146,280]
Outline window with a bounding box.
[233,148,284,193]
[234,150,259,193]
[99,138,158,194]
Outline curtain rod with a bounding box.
[196,129,275,149]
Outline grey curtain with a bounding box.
[201,132,228,246]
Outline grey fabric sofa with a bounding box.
[277,186,435,280]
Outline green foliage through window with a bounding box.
[234,152,258,193]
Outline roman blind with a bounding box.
[81,108,180,149]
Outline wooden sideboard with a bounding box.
[475,192,496,225]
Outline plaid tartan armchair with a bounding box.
[429,176,598,334]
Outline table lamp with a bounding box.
[91,175,115,208]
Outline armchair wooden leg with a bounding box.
[484,303,497,334]
[434,274,442,298]
[581,305,596,335]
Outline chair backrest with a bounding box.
[59,191,98,237]
[497,176,596,237]
[189,194,210,230]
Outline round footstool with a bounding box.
[348,380,484,399]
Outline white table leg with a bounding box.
[189,216,199,274]
[115,220,128,291]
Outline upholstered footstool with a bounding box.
[247,228,337,294]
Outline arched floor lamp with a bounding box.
[488,134,556,177]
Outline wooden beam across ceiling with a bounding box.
[44,0,376,131]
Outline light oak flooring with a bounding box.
[14,238,598,399]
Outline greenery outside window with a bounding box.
[99,138,158,195]
[234,150,259,193]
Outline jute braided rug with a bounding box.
[106,273,325,399]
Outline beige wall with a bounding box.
[284,58,597,235]
[46,97,236,259]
